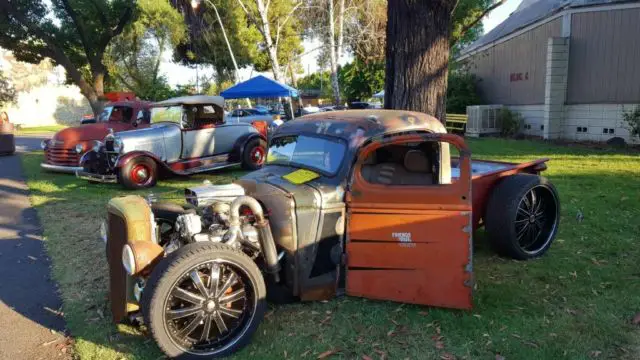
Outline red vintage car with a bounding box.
[41,100,152,173]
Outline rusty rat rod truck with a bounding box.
[102,110,560,359]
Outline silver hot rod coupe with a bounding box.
[77,95,267,189]
[103,110,560,359]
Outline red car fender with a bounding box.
[229,133,268,163]
[116,151,175,174]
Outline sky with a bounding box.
[162,0,524,87]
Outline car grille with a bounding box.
[105,139,115,152]
[107,213,128,322]
[45,144,80,166]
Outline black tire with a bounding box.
[141,242,266,359]
[241,138,266,171]
[119,157,158,189]
[485,174,560,260]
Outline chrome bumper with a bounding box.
[75,170,118,184]
[41,163,83,174]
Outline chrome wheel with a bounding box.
[514,185,559,254]
[163,260,255,355]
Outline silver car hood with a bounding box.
[112,123,181,160]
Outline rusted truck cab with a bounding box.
[103,110,560,358]
[41,100,151,173]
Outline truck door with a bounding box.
[345,133,473,309]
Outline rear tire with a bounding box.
[119,157,157,189]
[141,242,266,359]
[485,174,560,260]
[241,138,266,171]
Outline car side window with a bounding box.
[360,142,441,186]
[184,105,225,130]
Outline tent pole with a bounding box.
[289,97,295,120]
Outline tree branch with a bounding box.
[0,2,95,98]
[453,0,506,45]
[275,1,303,49]
[59,0,94,59]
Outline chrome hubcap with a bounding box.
[515,185,559,254]
[164,261,252,354]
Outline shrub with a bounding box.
[446,72,482,114]
[498,108,523,137]
[622,105,640,140]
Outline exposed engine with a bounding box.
[160,182,281,281]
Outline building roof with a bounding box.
[153,95,225,107]
[460,0,631,56]
[220,75,299,99]
[274,110,446,145]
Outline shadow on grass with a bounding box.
[18,139,640,360]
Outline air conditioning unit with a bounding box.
[466,105,503,137]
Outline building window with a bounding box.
[577,127,588,133]
[540,125,544,131]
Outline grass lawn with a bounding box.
[21,138,640,360]
[16,124,67,135]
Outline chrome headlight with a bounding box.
[113,137,123,153]
[40,140,49,150]
[75,143,84,154]
[92,140,103,152]
[99,221,107,243]
[122,244,136,275]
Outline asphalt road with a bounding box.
[0,135,71,359]
[15,134,50,152]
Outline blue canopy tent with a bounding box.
[221,75,298,99]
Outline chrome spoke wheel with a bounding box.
[163,260,253,355]
[514,185,559,254]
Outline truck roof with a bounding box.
[275,110,447,145]
[153,95,225,108]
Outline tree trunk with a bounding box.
[384,0,455,122]
[328,0,341,105]
[255,0,282,81]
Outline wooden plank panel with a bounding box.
[347,241,468,269]
[349,212,470,243]
[568,9,640,104]
[347,269,472,309]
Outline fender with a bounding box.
[116,151,175,174]
[229,132,267,163]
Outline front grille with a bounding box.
[45,145,80,166]
[107,213,128,322]
[105,139,115,152]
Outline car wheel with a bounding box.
[141,242,266,359]
[120,157,157,189]
[241,138,266,171]
[485,174,560,260]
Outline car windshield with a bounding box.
[151,106,183,124]
[98,106,113,122]
[267,135,346,175]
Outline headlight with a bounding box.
[92,140,103,152]
[40,140,48,150]
[100,221,107,243]
[113,137,123,153]
[122,244,136,275]
[75,143,84,154]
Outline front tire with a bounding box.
[141,243,266,359]
[119,157,157,189]
[241,138,266,171]
[485,174,560,260]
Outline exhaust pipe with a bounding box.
[229,196,281,282]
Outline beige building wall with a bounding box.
[0,49,91,126]
[463,19,562,105]
[567,8,640,104]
